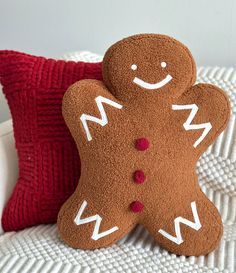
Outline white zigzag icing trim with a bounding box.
[172,104,212,148]
[80,96,123,141]
[74,200,119,241]
[158,201,202,245]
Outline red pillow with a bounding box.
[0,50,102,231]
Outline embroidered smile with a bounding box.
[131,62,172,90]
[133,74,172,89]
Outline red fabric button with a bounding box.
[130,201,145,213]
[135,138,149,151]
[133,170,146,184]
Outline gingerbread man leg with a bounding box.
[142,175,223,256]
[57,187,137,249]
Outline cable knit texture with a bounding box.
[0,50,102,231]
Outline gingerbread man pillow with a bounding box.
[57,34,230,256]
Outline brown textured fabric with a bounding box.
[57,34,230,256]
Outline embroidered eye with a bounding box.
[131,64,137,71]
[161,62,167,68]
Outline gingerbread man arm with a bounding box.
[172,83,230,154]
[62,79,123,145]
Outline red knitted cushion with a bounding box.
[0,50,102,231]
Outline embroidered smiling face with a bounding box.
[102,34,196,101]
[131,61,173,90]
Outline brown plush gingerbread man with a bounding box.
[57,34,230,256]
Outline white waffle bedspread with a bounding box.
[0,52,235,273]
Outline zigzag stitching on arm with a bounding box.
[80,96,123,141]
[74,200,119,241]
[158,201,202,245]
[172,104,212,148]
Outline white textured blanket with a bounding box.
[0,52,235,273]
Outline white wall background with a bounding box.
[0,0,236,122]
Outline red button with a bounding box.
[135,138,149,151]
[130,201,145,213]
[133,170,146,184]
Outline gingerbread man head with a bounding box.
[103,34,196,101]
[57,34,230,256]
